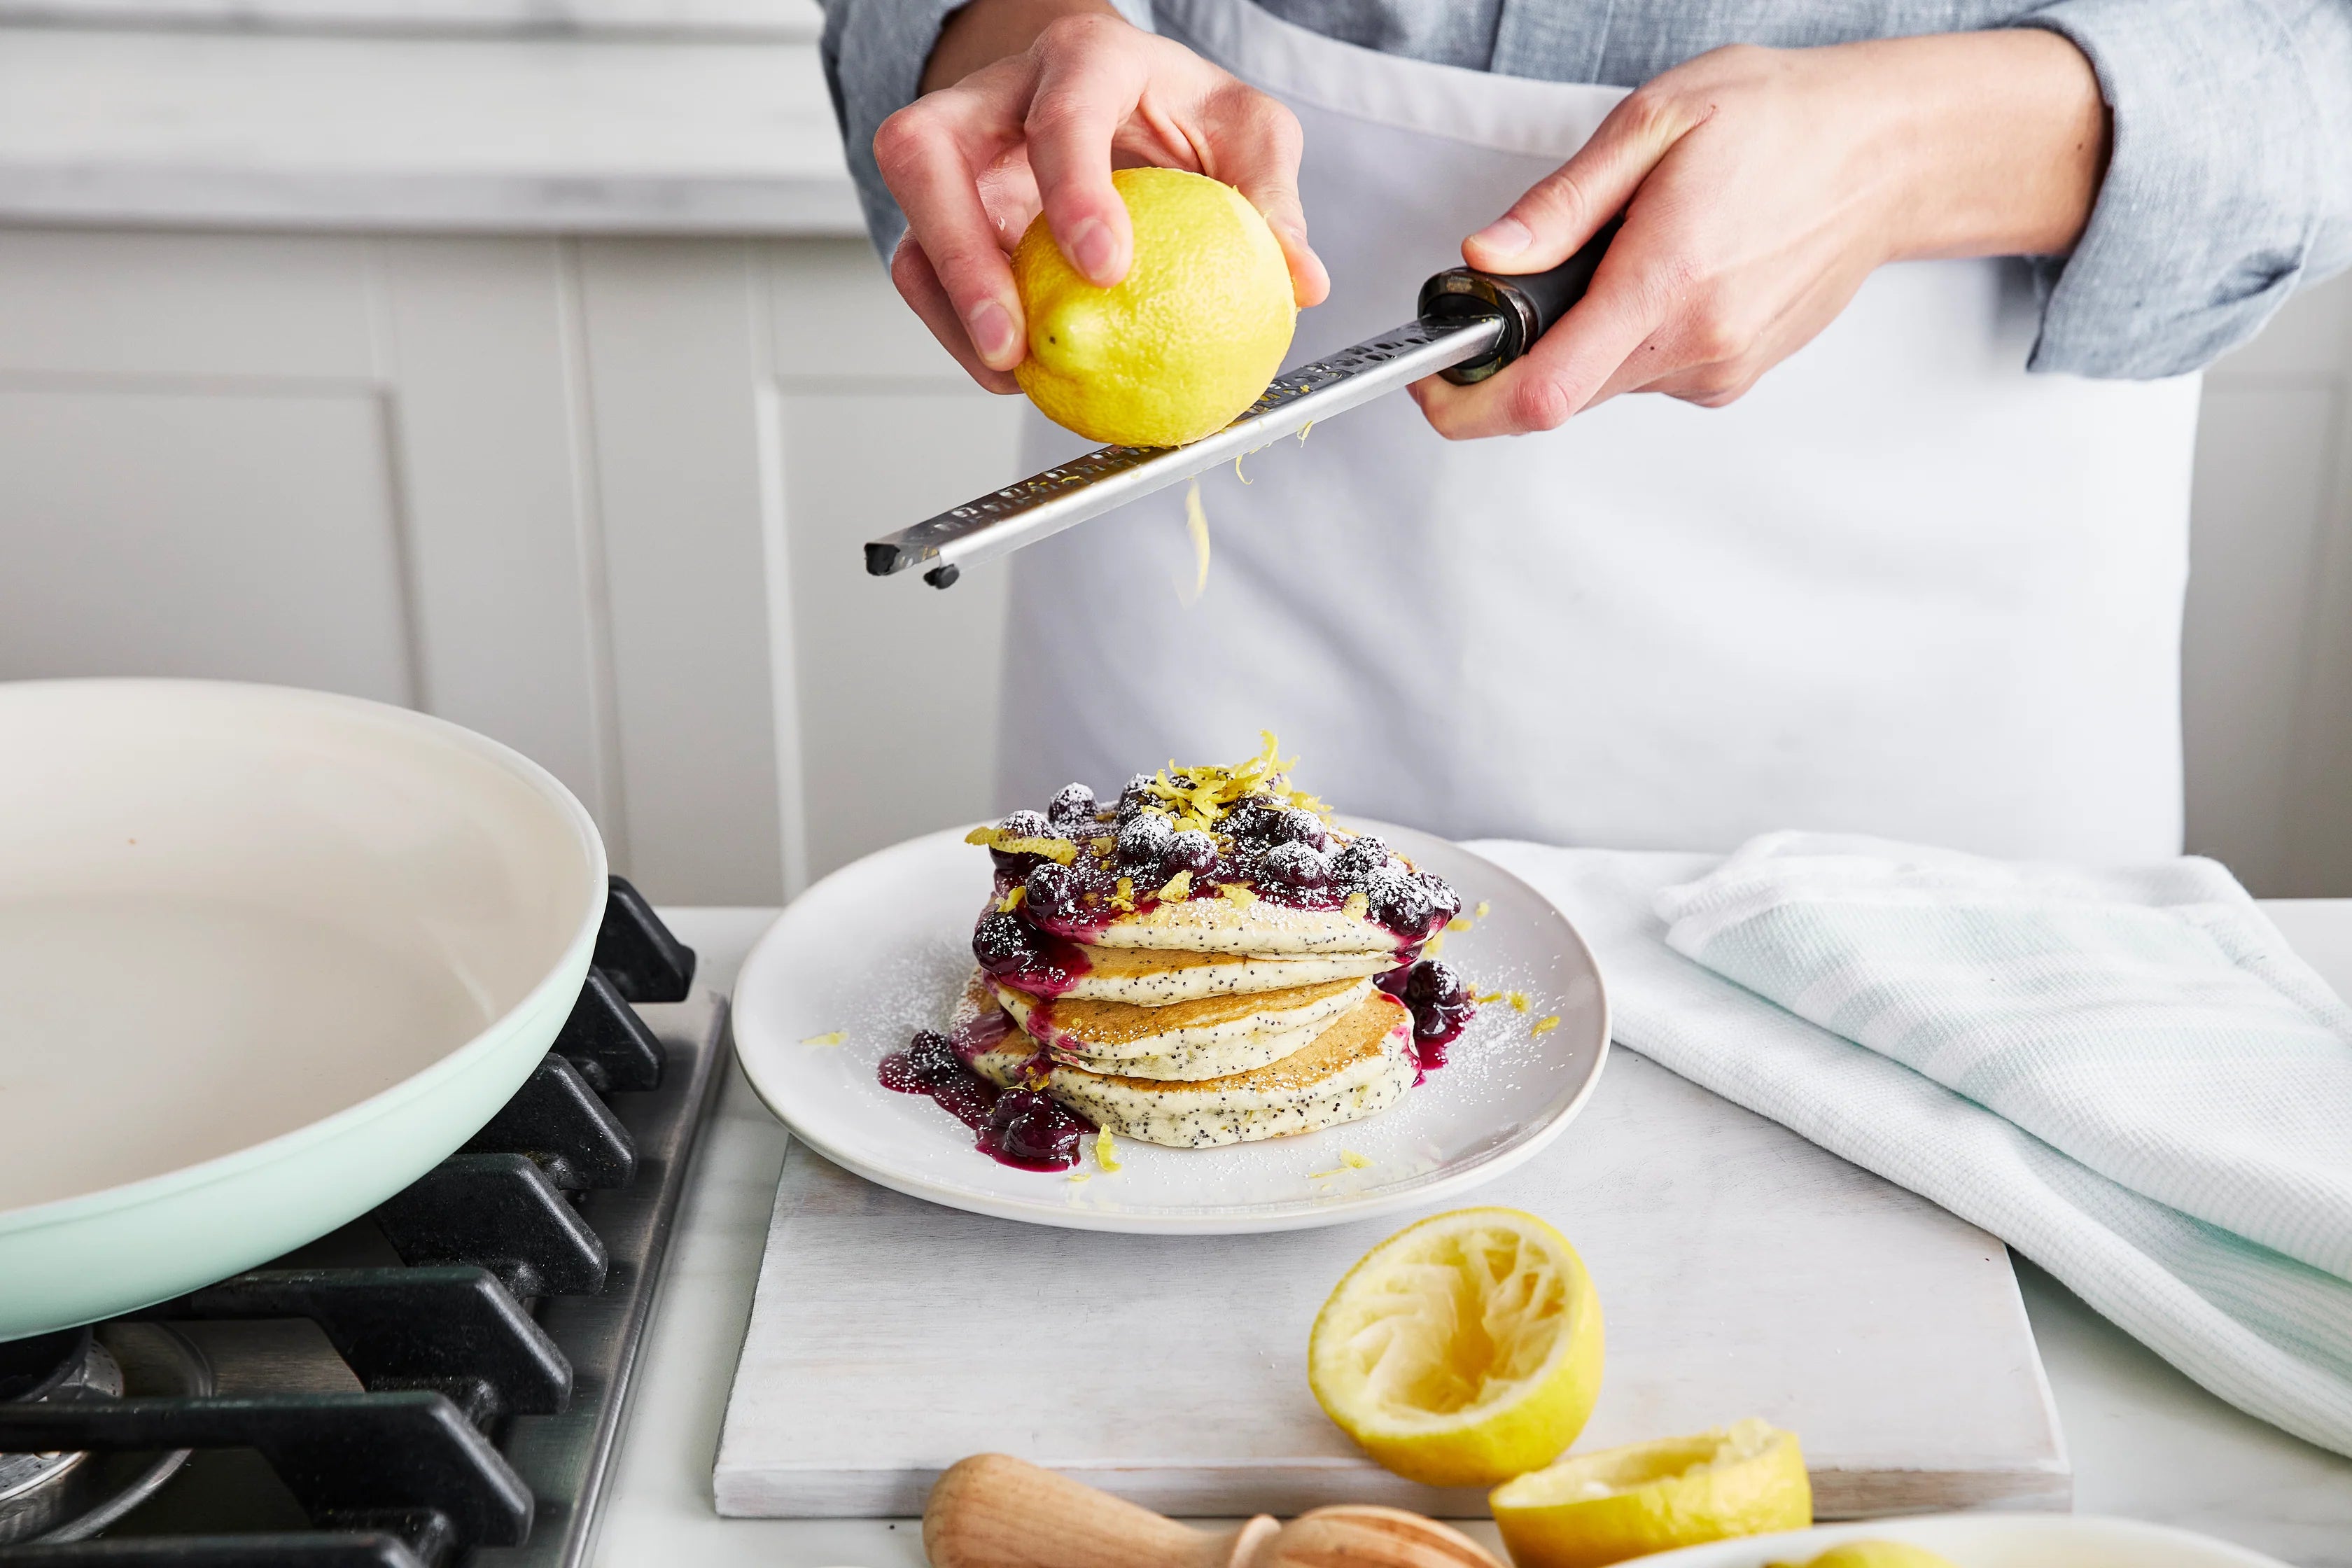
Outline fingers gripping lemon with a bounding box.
[1308,1208,1604,1488]
[1011,167,1297,447]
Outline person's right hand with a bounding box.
[875,1,1329,394]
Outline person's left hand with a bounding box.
[1410,30,2107,440]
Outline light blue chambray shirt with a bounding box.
[818,0,2352,378]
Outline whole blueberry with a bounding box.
[1116,811,1175,868]
[1023,862,1079,923]
[972,910,1042,969]
[988,1088,1082,1163]
[1331,834,1390,886]
[1116,774,1158,821]
[1418,871,1462,927]
[1163,829,1220,878]
[1371,872,1436,934]
[1260,841,1331,890]
[1405,960,1468,1009]
[1267,808,1329,849]
[1046,783,1098,832]
[1222,799,1280,841]
[906,1030,960,1084]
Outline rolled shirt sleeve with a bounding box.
[2021,0,2352,378]
[818,0,1157,260]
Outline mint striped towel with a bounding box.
[1472,834,2352,1460]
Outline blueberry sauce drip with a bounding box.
[972,909,1093,997]
[879,1027,1093,1171]
[1378,959,1478,1081]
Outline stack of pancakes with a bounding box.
[955,747,1460,1149]
[958,899,1416,1147]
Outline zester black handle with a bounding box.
[1416,216,1623,385]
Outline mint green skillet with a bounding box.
[0,680,606,1340]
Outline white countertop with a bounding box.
[0,4,864,233]
[594,903,2352,1568]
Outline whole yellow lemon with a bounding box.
[1011,167,1296,447]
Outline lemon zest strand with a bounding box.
[1182,477,1211,602]
[799,1031,845,1047]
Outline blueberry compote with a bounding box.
[878,1021,1093,1171]
[967,758,1462,1005]
[1378,959,1477,1080]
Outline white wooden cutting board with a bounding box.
[713,1049,2067,1520]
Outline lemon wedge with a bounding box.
[1307,1208,1603,1487]
[1490,1418,1812,1568]
[1774,1545,1957,1568]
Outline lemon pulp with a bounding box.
[1011,167,1296,447]
[1307,1207,1603,1488]
[1490,1418,1813,1568]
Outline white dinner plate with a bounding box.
[732,820,1607,1233]
[1627,1513,2292,1567]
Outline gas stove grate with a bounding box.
[0,880,725,1568]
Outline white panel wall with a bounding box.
[1,225,2346,901]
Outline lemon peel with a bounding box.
[1423,931,1447,958]
[1311,1149,1375,1180]
[800,1031,845,1047]
[1096,1129,1123,1172]
[1309,1208,1603,1488]
[966,825,1077,864]
[1531,1015,1561,1036]
[1182,477,1212,603]
[1448,915,1474,932]
[998,886,1026,913]
[1474,901,1491,919]
[1508,990,1532,1012]
[1160,869,1193,901]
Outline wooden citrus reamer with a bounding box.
[923,1452,1506,1568]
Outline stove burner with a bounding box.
[0,1324,206,1548]
[0,878,718,1567]
[0,1330,90,1406]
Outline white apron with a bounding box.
[997,0,2204,862]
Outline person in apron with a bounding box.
[825,0,2352,862]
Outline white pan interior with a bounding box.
[0,680,601,1213]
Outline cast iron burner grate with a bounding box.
[0,879,724,1568]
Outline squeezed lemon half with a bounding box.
[1307,1208,1603,1488]
[1490,1418,1812,1568]
[1011,167,1295,447]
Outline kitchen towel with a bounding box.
[1469,835,2352,1461]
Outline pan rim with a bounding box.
[0,676,609,1235]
